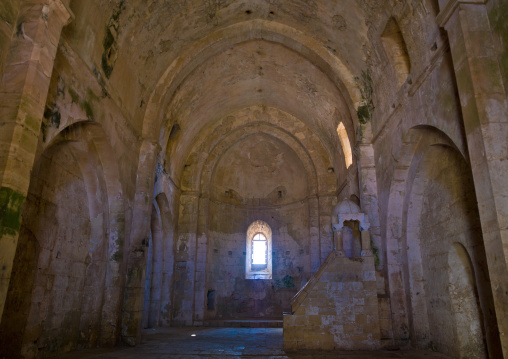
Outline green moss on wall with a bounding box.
[0,187,26,236]
[67,88,95,120]
[43,103,61,129]
[68,88,79,104]
[0,0,19,26]
[357,105,371,125]
[101,0,125,79]
[355,69,374,124]
[111,251,122,262]
[82,100,94,120]
[101,29,116,78]
[274,275,295,289]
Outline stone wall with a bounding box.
[204,202,309,320]
[0,0,506,357]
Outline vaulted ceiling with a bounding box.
[60,0,438,195]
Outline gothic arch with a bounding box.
[384,125,465,342]
[44,122,126,344]
[163,106,342,190]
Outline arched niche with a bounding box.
[384,125,468,342]
[331,199,372,259]
[0,121,125,356]
[390,126,500,356]
[448,243,486,358]
[2,134,103,356]
[381,17,411,88]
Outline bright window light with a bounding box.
[337,122,353,168]
[252,233,267,264]
[246,221,272,279]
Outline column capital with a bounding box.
[437,0,487,28]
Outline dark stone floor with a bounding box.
[56,327,452,358]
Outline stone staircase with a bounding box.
[283,250,381,351]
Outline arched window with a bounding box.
[246,221,272,279]
[337,122,353,168]
[252,233,267,267]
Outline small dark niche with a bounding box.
[207,290,216,311]
[169,122,181,139]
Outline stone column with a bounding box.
[360,231,372,257]
[172,192,199,326]
[0,0,72,323]
[308,196,321,272]
[121,139,159,345]
[333,228,345,256]
[318,196,334,264]
[193,196,209,324]
[438,1,508,356]
[357,123,382,267]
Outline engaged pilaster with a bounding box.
[0,0,72,323]
[438,0,508,356]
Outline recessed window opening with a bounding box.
[252,233,267,266]
[337,122,353,168]
[246,221,272,279]
[381,17,411,88]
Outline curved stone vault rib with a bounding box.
[142,19,362,142]
[198,126,317,199]
[157,38,355,186]
[175,106,338,195]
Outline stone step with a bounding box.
[202,319,283,328]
